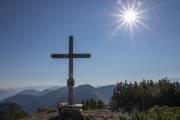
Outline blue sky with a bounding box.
[0,0,180,88]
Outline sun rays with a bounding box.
[112,1,150,38]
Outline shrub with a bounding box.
[111,78,180,112]
[82,99,105,110]
[0,102,28,120]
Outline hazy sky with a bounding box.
[0,0,180,88]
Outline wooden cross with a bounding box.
[51,36,91,105]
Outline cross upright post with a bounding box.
[51,36,91,105]
[68,36,74,105]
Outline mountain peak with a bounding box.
[76,84,95,89]
[17,89,40,96]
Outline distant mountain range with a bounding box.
[0,84,115,113]
[0,89,20,100]
[0,86,60,100]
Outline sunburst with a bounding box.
[112,1,149,37]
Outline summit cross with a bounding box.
[51,35,91,105]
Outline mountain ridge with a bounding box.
[0,84,115,113]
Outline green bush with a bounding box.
[147,106,180,120]
[119,106,180,120]
[0,102,28,120]
[82,99,105,110]
[111,78,180,112]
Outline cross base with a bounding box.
[58,103,83,120]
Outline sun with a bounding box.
[120,6,140,31]
[123,10,137,24]
[112,2,149,37]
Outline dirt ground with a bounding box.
[82,109,123,120]
[23,109,125,120]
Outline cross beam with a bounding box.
[51,36,91,105]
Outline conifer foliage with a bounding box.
[0,102,28,120]
[82,99,105,110]
[110,78,180,112]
